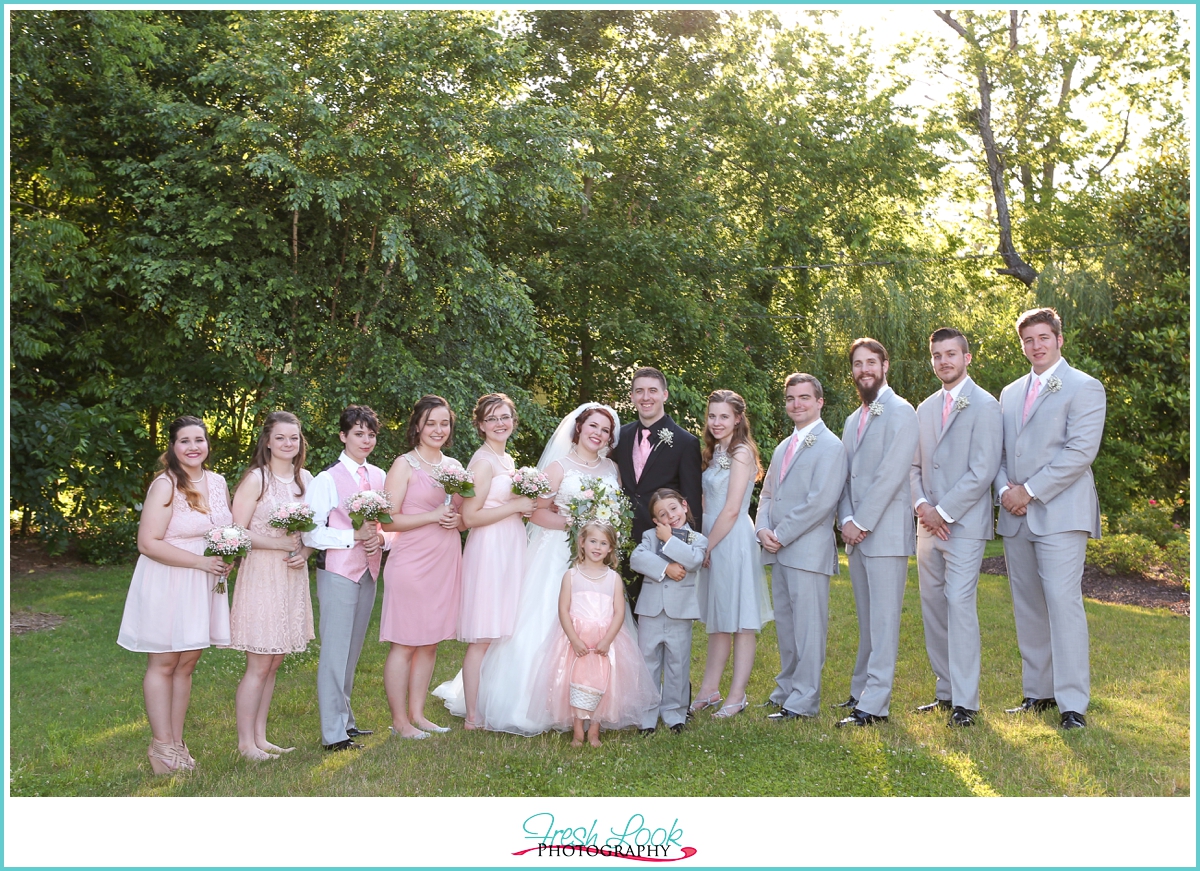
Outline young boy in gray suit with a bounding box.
[630,488,707,734]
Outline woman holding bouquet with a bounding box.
[455,394,536,728]
[437,403,636,736]
[118,416,234,775]
[229,411,315,760]
[380,395,466,739]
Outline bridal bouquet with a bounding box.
[510,466,552,500]
[344,490,393,529]
[559,476,633,557]
[203,525,252,594]
[268,501,316,534]
[433,466,475,503]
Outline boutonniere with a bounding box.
[868,400,884,417]
[803,433,818,448]
[686,530,698,545]
[1045,375,1062,393]
[656,427,674,448]
[954,396,970,412]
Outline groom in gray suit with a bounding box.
[996,308,1105,730]
[837,339,919,727]
[909,328,1002,727]
[755,373,847,719]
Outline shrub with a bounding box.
[71,508,140,566]
[1087,534,1163,577]
[1163,536,1191,592]
[1115,497,1187,547]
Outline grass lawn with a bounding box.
[8,541,1191,797]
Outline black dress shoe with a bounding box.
[916,698,952,713]
[833,695,859,709]
[346,728,373,738]
[1004,697,1056,714]
[836,708,888,728]
[322,739,363,752]
[638,727,657,736]
[1060,711,1087,730]
[949,706,976,727]
[669,723,685,735]
[767,708,802,721]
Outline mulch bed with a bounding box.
[10,610,67,635]
[980,556,1190,616]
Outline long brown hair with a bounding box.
[701,390,763,480]
[159,415,210,513]
[240,411,308,501]
[406,395,456,449]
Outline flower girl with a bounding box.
[530,521,658,747]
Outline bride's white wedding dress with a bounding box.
[433,456,624,736]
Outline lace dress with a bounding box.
[229,470,316,654]
[117,472,233,653]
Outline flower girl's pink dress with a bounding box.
[529,567,659,731]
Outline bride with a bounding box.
[434,402,632,735]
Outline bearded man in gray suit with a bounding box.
[755,373,847,720]
[995,308,1105,730]
[909,328,1002,727]
[836,338,919,727]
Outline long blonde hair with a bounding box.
[574,522,620,570]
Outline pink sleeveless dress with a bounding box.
[229,470,316,654]
[117,472,232,653]
[380,455,464,646]
[530,568,659,730]
[458,449,526,642]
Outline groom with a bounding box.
[615,367,704,609]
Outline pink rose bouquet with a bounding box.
[203,524,252,594]
[268,501,317,534]
[510,466,552,500]
[343,490,393,530]
[433,465,475,504]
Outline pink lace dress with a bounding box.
[380,455,464,646]
[229,470,316,654]
[458,449,526,642]
[117,472,233,653]
[529,568,659,731]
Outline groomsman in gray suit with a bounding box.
[837,339,919,727]
[755,374,847,719]
[995,308,1105,730]
[909,328,1002,727]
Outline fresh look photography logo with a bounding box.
[512,812,697,861]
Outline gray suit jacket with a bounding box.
[839,386,919,557]
[910,377,1003,541]
[630,526,707,620]
[755,420,845,576]
[994,360,1105,538]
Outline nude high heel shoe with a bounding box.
[148,740,181,775]
[174,742,196,771]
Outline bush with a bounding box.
[1115,498,1187,547]
[1087,533,1164,577]
[71,508,140,566]
[1163,536,1191,592]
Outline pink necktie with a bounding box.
[856,406,869,442]
[357,465,370,491]
[633,429,651,481]
[942,391,954,427]
[779,434,799,483]
[1022,377,1040,425]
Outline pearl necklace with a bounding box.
[569,446,601,468]
[186,473,205,484]
[484,441,514,469]
[576,566,608,580]
[414,446,445,472]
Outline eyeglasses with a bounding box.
[484,415,514,425]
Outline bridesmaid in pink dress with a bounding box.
[380,395,466,739]
[117,416,234,775]
[458,394,536,728]
[229,411,316,761]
